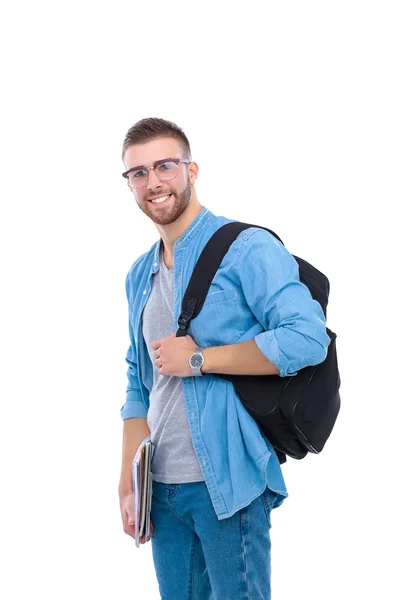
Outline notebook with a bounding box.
[132,434,154,548]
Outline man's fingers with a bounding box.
[151,333,175,350]
[124,505,134,523]
[139,519,154,544]
[123,518,135,538]
[124,514,153,544]
[121,494,154,544]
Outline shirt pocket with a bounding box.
[189,288,245,347]
[203,288,236,308]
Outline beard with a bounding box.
[138,178,192,226]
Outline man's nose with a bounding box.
[146,168,163,191]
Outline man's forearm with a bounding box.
[202,338,279,376]
[119,417,151,495]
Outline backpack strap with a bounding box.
[176,222,283,337]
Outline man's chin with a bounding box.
[146,204,182,226]
[141,185,191,225]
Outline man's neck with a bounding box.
[156,201,204,266]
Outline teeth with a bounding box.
[151,195,170,204]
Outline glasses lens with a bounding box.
[127,169,147,188]
[126,160,181,188]
[155,161,179,181]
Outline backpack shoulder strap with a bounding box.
[176,221,283,336]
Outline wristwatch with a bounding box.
[189,347,205,376]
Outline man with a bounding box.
[118,117,330,599]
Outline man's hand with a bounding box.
[119,491,154,545]
[150,333,198,377]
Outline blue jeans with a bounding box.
[150,480,277,599]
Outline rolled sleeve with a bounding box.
[120,392,148,420]
[120,275,148,420]
[236,229,331,377]
[120,336,148,420]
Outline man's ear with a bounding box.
[188,161,199,185]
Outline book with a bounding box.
[132,434,154,548]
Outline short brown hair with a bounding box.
[122,117,192,162]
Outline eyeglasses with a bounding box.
[122,158,190,189]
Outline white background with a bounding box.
[1,1,399,598]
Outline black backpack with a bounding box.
[175,222,341,464]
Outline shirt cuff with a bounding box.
[254,331,298,378]
[120,391,148,420]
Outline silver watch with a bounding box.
[189,347,205,376]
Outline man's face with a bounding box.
[123,137,192,226]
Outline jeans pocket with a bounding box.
[261,486,276,529]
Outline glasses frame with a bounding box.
[122,157,191,188]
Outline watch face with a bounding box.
[190,354,203,368]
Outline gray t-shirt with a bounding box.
[141,243,205,483]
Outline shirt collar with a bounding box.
[151,206,211,273]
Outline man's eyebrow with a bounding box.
[129,157,177,171]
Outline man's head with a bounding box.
[122,118,199,226]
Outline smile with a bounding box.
[148,194,172,204]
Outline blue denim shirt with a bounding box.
[121,207,330,520]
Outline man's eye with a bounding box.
[133,170,146,178]
[158,161,174,171]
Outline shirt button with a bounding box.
[143,290,147,295]
[154,262,158,267]
[191,412,195,419]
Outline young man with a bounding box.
[118,117,330,599]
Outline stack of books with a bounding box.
[132,434,154,548]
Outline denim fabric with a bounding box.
[151,480,277,600]
[121,207,331,520]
